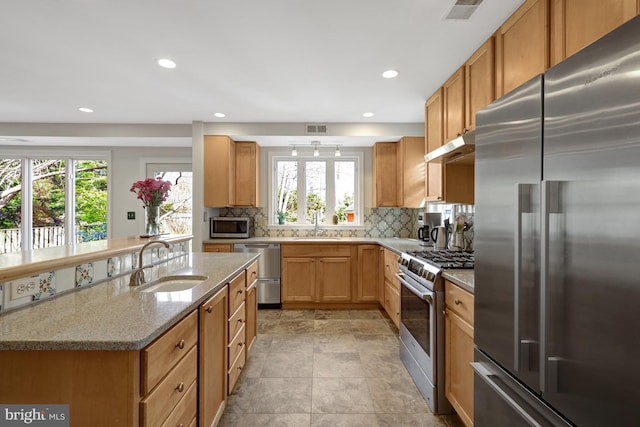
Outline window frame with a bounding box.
[269,150,364,227]
[1,148,111,252]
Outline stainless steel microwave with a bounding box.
[210,217,250,239]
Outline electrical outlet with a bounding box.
[127,211,135,220]
[10,275,39,300]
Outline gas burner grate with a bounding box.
[408,250,474,269]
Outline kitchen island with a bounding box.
[0,251,259,426]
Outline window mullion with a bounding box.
[65,158,75,245]
[325,160,335,223]
[298,160,306,223]
[22,159,33,251]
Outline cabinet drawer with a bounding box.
[228,301,246,340]
[142,310,198,394]
[228,346,246,394]
[282,244,351,258]
[383,249,399,283]
[228,323,246,364]
[384,280,400,328]
[203,243,232,253]
[229,271,246,314]
[445,280,474,325]
[246,261,258,288]
[160,379,197,427]
[141,346,198,427]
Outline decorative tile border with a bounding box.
[75,263,94,287]
[107,257,121,278]
[32,271,56,301]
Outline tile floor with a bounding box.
[219,309,465,427]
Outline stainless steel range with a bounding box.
[397,250,474,414]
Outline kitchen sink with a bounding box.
[292,237,340,240]
[137,275,208,293]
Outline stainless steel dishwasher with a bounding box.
[233,243,281,308]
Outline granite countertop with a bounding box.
[0,252,259,351]
[442,270,475,294]
[0,234,193,282]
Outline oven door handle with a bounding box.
[396,273,433,303]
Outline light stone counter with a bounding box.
[0,234,193,282]
[443,270,475,294]
[0,252,259,351]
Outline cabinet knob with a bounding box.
[239,342,245,348]
[454,298,462,305]
[206,306,213,313]
[176,339,185,349]
[238,318,244,323]
[175,382,184,393]
[237,289,243,294]
[238,366,243,371]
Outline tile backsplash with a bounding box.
[219,207,421,238]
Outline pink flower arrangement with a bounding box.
[130,177,172,208]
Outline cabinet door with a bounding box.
[204,135,235,207]
[465,37,495,132]
[356,245,381,302]
[496,0,549,96]
[317,257,352,302]
[245,283,257,351]
[445,309,474,427]
[425,89,444,203]
[384,280,400,328]
[199,286,228,427]
[203,243,232,253]
[443,67,465,143]
[282,257,316,302]
[234,141,260,207]
[550,0,639,66]
[372,142,399,207]
[399,137,426,208]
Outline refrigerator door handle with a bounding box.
[472,362,543,427]
[540,180,562,393]
[514,183,534,372]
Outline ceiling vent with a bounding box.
[305,124,328,135]
[444,0,483,20]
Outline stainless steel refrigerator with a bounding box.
[473,15,640,427]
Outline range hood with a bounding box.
[424,131,475,163]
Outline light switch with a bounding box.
[127,211,135,220]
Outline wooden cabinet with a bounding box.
[245,261,258,351]
[496,0,549,97]
[227,271,247,394]
[282,257,316,302]
[550,0,639,66]
[199,286,228,427]
[465,37,495,132]
[204,136,260,207]
[317,257,352,302]
[372,141,399,207]
[234,141,260,207]
[425,89,445,203]
[204,135,235,207]
[356,245,382,302]
[203,243,233,253]
[373,137,425,208]
[382,248,400,327]
[443,68,466,143]
[444,281,475,427]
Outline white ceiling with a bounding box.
[0,0,524,146]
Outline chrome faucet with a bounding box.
[129,240,170,286]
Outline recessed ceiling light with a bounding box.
[363,112,374,118]
[214,112,226,118]
[78,107,93,113]
[157,58,176,69]
[382,69,399,79]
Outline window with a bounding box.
[272,153,362,226]
[146,163,193,235]
[0,154,109,253]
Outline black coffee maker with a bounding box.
[417,212,442,246]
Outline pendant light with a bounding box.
[313,142,320,157]
[291,145,297,156]
[335,146,341,157]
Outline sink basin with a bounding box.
[138,275,209,293]
[293,237,340,241]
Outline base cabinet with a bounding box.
[203,243,233,253]
[381,248,400,327]
[444,281,475,427]
[199,286,228,427]
[245,261,258,351]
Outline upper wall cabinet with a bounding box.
[465,37,495,132]
[204,136,260,207]
[550,0,640,66]
[373,137,425,208]
[234,141,260,207]
[425,89,444,203]
[496,0,549,97]
[443,68,466,143]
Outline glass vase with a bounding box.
[144,205,161,237]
